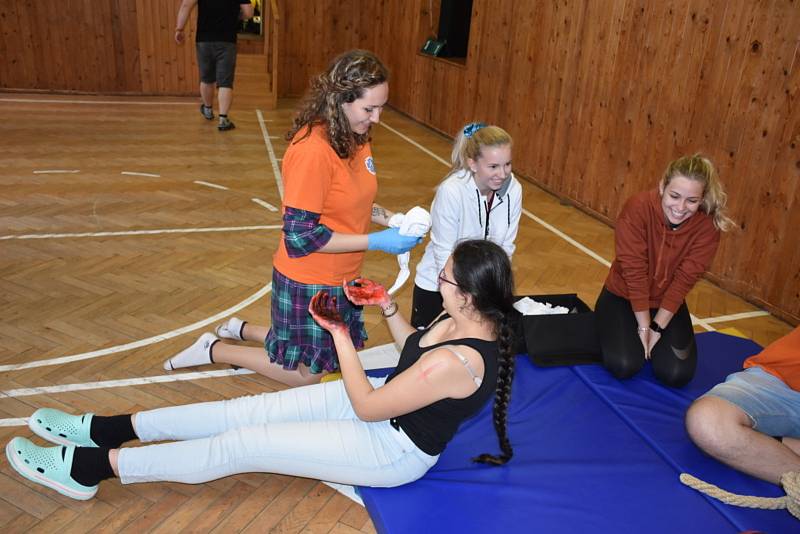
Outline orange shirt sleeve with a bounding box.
[282,136,332,214]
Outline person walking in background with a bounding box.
[175,0,254,131]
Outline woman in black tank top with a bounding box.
[316,239,517,463]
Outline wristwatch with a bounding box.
[649,320,665,334]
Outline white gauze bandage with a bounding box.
[386,206,431,295]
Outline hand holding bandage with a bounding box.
[386,206,432,295]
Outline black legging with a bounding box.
[594,287,697,387]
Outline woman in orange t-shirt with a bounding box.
[163,50,421,386]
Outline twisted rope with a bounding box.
[679,471,800,520]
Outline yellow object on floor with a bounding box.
[320,371,342,383]
[717,327,747,339]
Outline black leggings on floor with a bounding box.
[594,287,697,387]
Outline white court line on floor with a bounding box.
[257,109,284,199]
[32,169,80,174]
[122,171,160,178]
[521,208,612,268]
[1,98,196,106]
[379,121,450,167]
[252,198,278,211]
[0,343,399,404]
[0,225,280,241]
[0,283,273,372]
[194,180,229,191]
[701,310,770,324]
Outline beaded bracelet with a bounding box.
[381,301,399,318]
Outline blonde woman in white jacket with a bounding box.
[411,123,522,328]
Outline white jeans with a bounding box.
[118,377,438,487]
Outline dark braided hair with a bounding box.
[450,240,516,466]
[286,49,388,159]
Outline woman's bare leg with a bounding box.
[212,342,326,387]
[241,322,269,343]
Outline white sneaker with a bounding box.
[215,317,246,341]
[164,333,218,370]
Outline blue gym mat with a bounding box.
[358,331,797,533]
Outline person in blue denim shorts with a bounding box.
[686,326,800,485]
[175,0,254,131]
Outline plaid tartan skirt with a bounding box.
[265,268,367,374]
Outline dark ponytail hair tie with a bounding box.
[463,122,487,138]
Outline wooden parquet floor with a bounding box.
[0,59,794,532]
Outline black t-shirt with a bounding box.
[196,0,248,43]
[385,322,499,456]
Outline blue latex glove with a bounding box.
[367,228,422,254]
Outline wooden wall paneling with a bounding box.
[277,0,386,96]
[23,1,46,90]
[560,0,607,204]
[165,0,179,93]
[162,0,176,93]
[102,0,120,91]
[459,1,483,133]
[125,0,144,92]
[72,0,95,91]
[24,0,44,89]
[545,0,586,197]
[471,0,515,126]
[542,1,576,195]
[11,1,35,89]
[110,0,128,90]
[182,0,199,93]
[505,1,550,188]
[625,1,679,198]
[89,0,111,90]
[608,2,649,209]
[157,0,171,94]
[766,3,800,314]
[733,2,800,310]
[691,3,754,287]
[0,4,9,86]
[718,5,778,298]
[583,0,627,218]
[142,0,159,93]
[135,0,155,93]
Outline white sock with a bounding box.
[215,317,246,341]
[164,333,218,370]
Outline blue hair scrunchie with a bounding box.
[463,122,487,138]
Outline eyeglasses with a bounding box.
[438,269,459,288]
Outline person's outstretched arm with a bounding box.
[344,278,416,347]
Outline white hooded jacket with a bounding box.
[414,169,522,291]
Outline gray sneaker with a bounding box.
[200,104,214,120]
[218,116,235,131]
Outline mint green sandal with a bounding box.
[6,437,98,500]
[29,408,97,447]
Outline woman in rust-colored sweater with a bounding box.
[595,154,735,387]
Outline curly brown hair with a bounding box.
[286,49,389,159]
